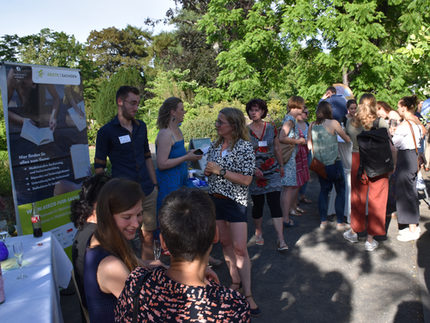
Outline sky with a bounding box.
[0,0,177,43]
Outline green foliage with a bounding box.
[181,101,245,142]
[0,151,12,197]
[93,67,145,126]
[87,25,152,77]
[200,0,430,107]
[0,98,6,151]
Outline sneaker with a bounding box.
[343,229,358,243]
[399,227,421,236]
[365,239,379,252]
[397,230,420,242]
[320,221,328,229]
[255,235,264,246]
[336,223,349,231]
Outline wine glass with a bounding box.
[0,221,8,242]
[153,239,161,260]
[13,242,26,279]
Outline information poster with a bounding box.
[0,62,90,252]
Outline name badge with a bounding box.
[258,141,268,147]
[119,135,131,144]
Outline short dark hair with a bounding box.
[159,188,216,262]
[70,174,111,230]
[116,86,140,105]
[245,99,268,119]
[316,100,333,124]
[327,86,336,94]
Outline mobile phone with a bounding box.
[194,149,203,155]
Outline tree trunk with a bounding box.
[342,66,349,86]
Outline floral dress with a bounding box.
[248,122,282,195]
[280,114,299,187]
[295,128,310,187]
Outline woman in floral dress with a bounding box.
[246,99,288,251]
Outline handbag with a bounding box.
[280,142,295,164]
[309,123,327,179]
[279,118,299,164]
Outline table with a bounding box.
[0,232,73,323]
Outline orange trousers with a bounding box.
[350,152,388,236]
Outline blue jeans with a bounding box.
[318,160,345,223]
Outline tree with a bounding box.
[200,0,430,107]
[86,26,152,77]
[92,67,145,126]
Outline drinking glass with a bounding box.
[0,221,8,242]
[13,242,26,279]
[153,239,161,260]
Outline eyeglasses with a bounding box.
[124,100,139,107]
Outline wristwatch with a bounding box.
[219,168,226,178]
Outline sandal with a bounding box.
[245,295,261,317]
[296,207,305,213]
[283,219,295,227]
[300,197,313,204]
[289,209,302,216]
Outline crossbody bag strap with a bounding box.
[132,269,152,323]
[406,120,419,154]
[309,122,315,157]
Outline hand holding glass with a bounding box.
[13,242,26,279]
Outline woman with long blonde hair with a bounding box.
[344,94,390,251]
[204,107,260,316]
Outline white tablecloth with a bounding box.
[0,232,73,323]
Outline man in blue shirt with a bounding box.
[94,86,158,260]
[321,86,348,124]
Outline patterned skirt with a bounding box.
[295,145,310,187]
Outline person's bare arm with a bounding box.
[204,161,252,186]
[273,136,284,177]
[156,129,201,170]
[279,120,305,145]
[97,256,130,299]
[333,120,351,143]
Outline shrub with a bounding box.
[181,101,245,142]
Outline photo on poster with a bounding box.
[2,64,90,206]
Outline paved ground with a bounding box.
[61,172,430,322]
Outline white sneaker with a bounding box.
[399,227,421,236]
[365,239,379,252]
[397,230,420,242]
[343,229,358,243]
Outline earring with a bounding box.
[172,116,176,122]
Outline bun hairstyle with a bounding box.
[70,174,111,230]
[398,95,418,112]
[157,97,183,129]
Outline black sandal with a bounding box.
[245,295,261,317]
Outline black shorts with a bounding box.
[210,195,248,223]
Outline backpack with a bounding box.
[357,118,393,178]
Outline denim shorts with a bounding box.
[210,195,248,223]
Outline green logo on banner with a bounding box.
[38,69,44,78]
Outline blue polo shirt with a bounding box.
[95,116,154,196]
[325,95,347,123]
